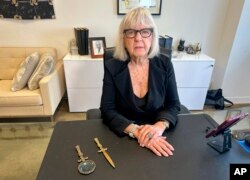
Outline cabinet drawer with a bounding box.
[64,60,104,88]
[178,88,207,110]
[173,61,214,87]
[67,88,102,112]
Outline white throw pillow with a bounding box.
[28,53,55,90]
[11,52,40,91]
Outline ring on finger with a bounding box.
[147,132,153,139]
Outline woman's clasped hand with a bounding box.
[135,124,174,157]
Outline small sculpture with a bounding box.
[177,39,185,51]
[185,45,195,54]
[195,43,202,54]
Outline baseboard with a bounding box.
[225,96,250,104]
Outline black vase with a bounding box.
[177,39,185,51]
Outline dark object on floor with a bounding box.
[245,135,250,147]
[205,88,233,110]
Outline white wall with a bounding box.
[211,0,244,89]
[0,0,249,103]
[0,0,228,58]
[221,0,250,103]
[0,0,119,58]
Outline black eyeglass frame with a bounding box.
[123,28,154,38]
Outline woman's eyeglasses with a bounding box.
[123,28,153,38]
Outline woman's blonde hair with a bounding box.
[114,7,159,61]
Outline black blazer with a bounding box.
[100,54,180,136]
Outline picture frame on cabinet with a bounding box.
[89,37,106,58]
[117,0,162,15]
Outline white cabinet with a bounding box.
[63,54,103,112]
[63,52,215,112]
[172,53,215,110]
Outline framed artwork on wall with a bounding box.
[117,0,162,15]
[0,0,55,20]
[89,37,106,58]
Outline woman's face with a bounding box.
[124,24,153,59]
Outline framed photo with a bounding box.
[117,0,162,15]
[89,37,106,58]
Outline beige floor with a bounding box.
[0,99,249,180]
[0,99,85,180]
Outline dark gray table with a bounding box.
[37,114,250,180]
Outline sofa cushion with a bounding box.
[0,80,42,106]
[28,53,55,90]
[11,52,40,92]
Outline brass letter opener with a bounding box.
[75,145,96,175]
[94,137,116,168]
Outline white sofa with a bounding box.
[0,47,66,119]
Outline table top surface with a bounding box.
[37,114,250,180]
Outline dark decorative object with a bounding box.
[117,0,162,15]
[0,0,55,20]
[74,28,89,55]
[177,39,185,51]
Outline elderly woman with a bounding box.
[100,7,180,157]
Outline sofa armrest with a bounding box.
[39,60,66,115]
